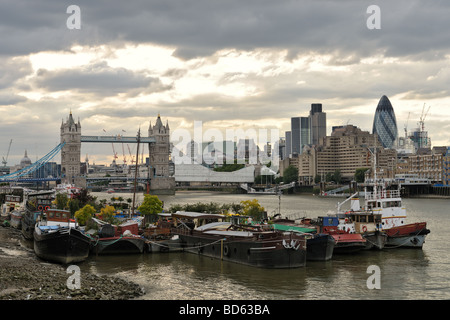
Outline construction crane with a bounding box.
[122,143,127,165]
[127,144,135,164]
[2,139,12,167]
[404,112,410,138]
[419,103,431,132]
[111,143,118,161]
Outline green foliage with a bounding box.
[167,201,242,215]
[283,165,298,184]
[240,199,265,219]
[354,168,369,183]
[168,203,183,213]
[138,195,163,217]
[75,204,96,226]
[230,203,243,215]
[68,198,80,216]
[55,193,69,210]
[99,205,119,224]
[213,162,245,172]
[72,188,98,209]
[333,169,342,184]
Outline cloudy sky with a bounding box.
[1,0,450,166]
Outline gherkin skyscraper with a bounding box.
[372,95,398,148]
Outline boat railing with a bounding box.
[365,188,401,200]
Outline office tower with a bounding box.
[291,116,310,155]
[285,131,292,158]
[310,103,327,146]
[372,95,398,148]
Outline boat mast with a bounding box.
[367,146,378,200]
[131,128,140,217]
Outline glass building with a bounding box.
[372,95,398,148]
[291,116,310,155]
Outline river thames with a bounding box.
[79,191,450,300]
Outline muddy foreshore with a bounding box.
[0,224,145,300]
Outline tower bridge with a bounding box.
[80,135,155,143]
[0,112,175,195]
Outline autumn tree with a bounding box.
[240,199,266,220]
[138,195,163,225]
[75,204,96,226]
[99,205,117,224]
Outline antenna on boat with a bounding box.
[131,128,141,218]
[367,146,378,200]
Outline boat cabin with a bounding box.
[336,212,382,234]
[316,216,340,233]
[42,209,76,228]
[2,195,23,215]
[171,211,225,229]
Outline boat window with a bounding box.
[62,212,68,219]
[368,216,374,223]
[49,211,54,218]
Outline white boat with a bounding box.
[334,149,430,249]
[333,194,387,250]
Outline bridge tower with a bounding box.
[148,114,175,194]
[60,111,81,184]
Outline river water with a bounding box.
[79,191,450,300]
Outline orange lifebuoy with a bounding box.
[44,206,50,211]
[362,225,368,232]
[38,205,43,211]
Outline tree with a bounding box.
[230,203,243,215]
[138,195,163,224]
[68,198,80,217]
[75,204,96,226]
[333,169,342,184]
[168,203,183,213]
[55,193,69,210]
[99,205,117,224]
[240,199,266,220]
[72,188,97,209]
[325,172,334,182]
[355,168,369,183]
[283,165,298,184]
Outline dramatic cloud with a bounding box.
[34,62,167,96]
[1,0,449,165]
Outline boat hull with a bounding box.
[10,211,22,229]
[362,231,388,250]
[91,236,145,255]
[307,233,335,261]
[34,226,91,264]
[147,238,183,253]
[330,233,366,254]
[178,233,307,268]
[384,222,430,248]
[21,211,40,240]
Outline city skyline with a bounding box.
[1,1,450,166]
